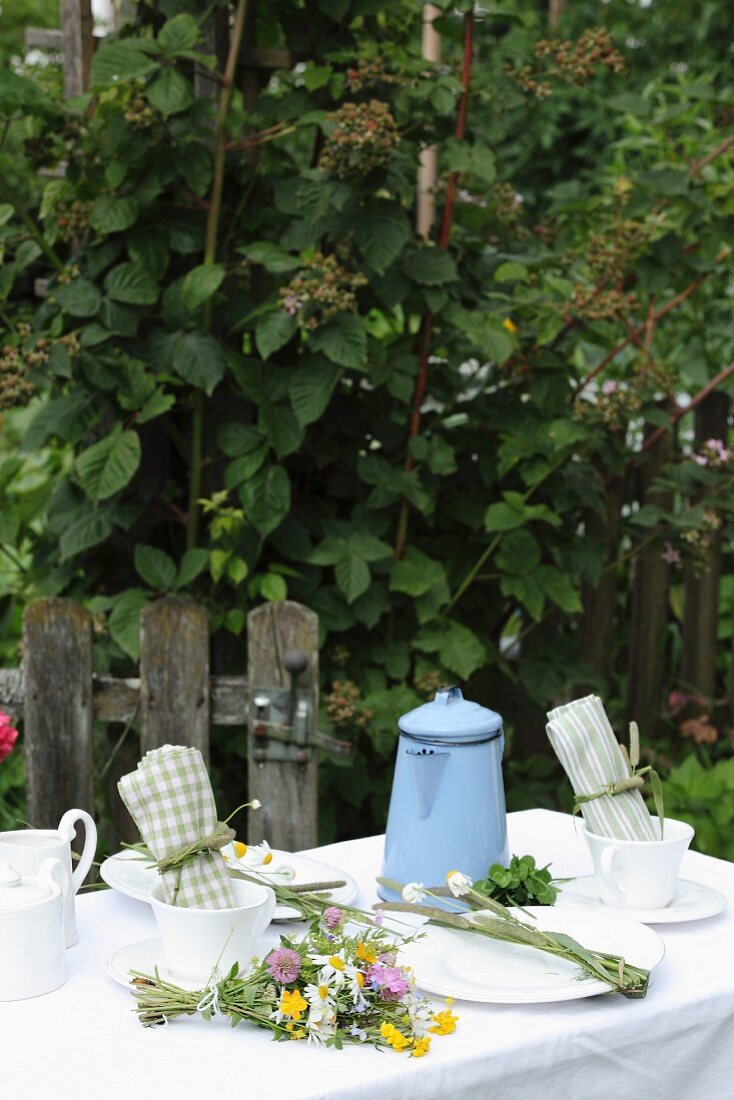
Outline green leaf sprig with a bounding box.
[473,854,560,908]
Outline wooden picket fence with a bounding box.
[0,597,350,856]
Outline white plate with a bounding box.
[107,933,278,991]
[400,906,664,1004]
[99,848,358,922]
[556,876,727,924]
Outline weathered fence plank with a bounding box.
[59,0,94,98]
[626,425,675,734]
[247,601,319,851]
[24,599,94,829]
[681,391,730,701]
[579,471,625,683]
[140,598,210,760]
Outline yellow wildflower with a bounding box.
[285,1022,295,1033]
[412,1036,432,1058]
[328,955,345,971]
[430,1007,459,1035]
[356,942,377,964]
[380,1022,410,1052]
[280,988,308,1021]
[290,1029,306,1040]
[503,317,517,334]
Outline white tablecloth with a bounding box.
[3,809,734,1100]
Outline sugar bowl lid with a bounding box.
[399,685,503,742]
[0,860,61,911]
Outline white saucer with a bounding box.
[107,933,277,991]
[556,876,727,924]
[100,848,358,922]
[400,906,664,1004]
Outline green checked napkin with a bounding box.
[546,695,657,841]
[118,745,235,909]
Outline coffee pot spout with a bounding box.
[406,749,449,820]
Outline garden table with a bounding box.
[3,809,733,1100]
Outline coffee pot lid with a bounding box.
[399,686,502,741]
[0,860,58,911]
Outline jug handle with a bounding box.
[57,809,97,893]
[37,857,72,898]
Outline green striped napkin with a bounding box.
[546,695,657,841]
[118,745,235,909]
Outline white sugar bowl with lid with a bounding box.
[0,859,69,1001]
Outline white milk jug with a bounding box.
[0,809,96,947]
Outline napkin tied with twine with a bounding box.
[118,744,235,908]
[546,695,658,841]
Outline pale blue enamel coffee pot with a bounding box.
[379,686,509,900]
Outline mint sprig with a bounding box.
[473,854,559,907]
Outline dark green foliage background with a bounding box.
[1,0,733,854]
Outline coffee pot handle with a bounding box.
[57,809,97,893]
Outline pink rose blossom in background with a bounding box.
[0,712,18,764]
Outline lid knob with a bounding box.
[434,685,463,706]
[0,862,21,887]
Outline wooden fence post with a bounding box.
[626,426,675,734]
[139,598,210,760]
[59,0,94,98]
[24,598,94,829]
[247,601,319,851]
[579,471,625,684]
[681,391,730,701]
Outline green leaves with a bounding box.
[105,262,159,305]
[109,589,150,660]
[182,263,225,311]
[354,203,412,274]
[474,855,559,908]
[414,620,487,679]
[55,279,101,318]
[239,465,291,536]
[390,547,447,598]
[147,69,194,118]
[310,314,367,369]
[309,530,392,604]
[158,13,200,54]
[403,247,458,286]
[0,69,55,115]
[76,428,141,501]
[90,196,139,234]
[239,242,300,274]
[255,309,297,359]
[289,358,340,426]
[485,492,562,533]
[134,545,176,590]
[158,330,226,393]
[90,39,158,85]
[59,509,113,561]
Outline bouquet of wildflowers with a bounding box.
[131,905,458,1054]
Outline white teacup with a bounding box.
[0,809,97,947]
[149,878,276,985]
[582,818,694,910]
